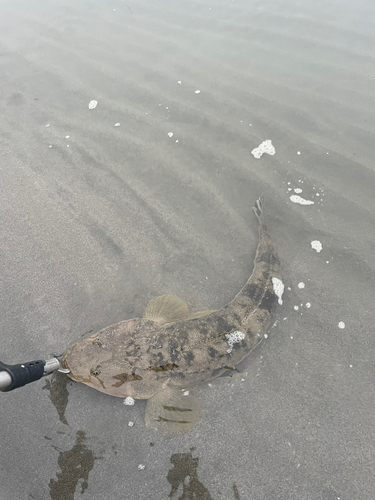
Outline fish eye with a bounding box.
[90,365,101,376]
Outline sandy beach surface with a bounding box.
[1,1,375,499]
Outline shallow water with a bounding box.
[1,1,375,499]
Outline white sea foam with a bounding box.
[251,139,276,159]
[88,100,98,109]
[290,195,314,205]
[311,240,322,252]
[225,331,245,353]
[272,277,284,305]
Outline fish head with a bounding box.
[60,318,172,399]
[61,341,135,397]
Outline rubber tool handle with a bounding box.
[0,359,46,391]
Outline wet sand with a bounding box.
[1,1,375,499]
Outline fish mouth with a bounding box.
[60,356,69,370]
[59,355,76,377]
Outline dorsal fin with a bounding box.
[143,294,190,324]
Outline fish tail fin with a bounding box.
[253,196,267,230]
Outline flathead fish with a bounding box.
[61,198,282,436]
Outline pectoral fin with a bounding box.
[143,295,190,324]
[145,387,200,437]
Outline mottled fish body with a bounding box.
[61,198,282,436]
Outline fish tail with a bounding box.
[252,196,266,230]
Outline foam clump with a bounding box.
[311,240,322,252]
[251,140,276,159]
[272,277,284,305]
[225,331,245,353]
[290,195,314,205]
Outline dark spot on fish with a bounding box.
[169,340,179,363]
[150,342,163,350]
[156,352,164,364]
[237,300,248,310]
[93,338,102,347]
[257,250,279,266]
[208,347,219,358]
[196,324,209,336]
[232,342,241,351]
[259,290,277,312]
[157,417,191,424]
[212,367,225,378]
[216,316,233,333]
[178,332,190,351]
[162,405,193,412]
[184,351,195,365]
[245,328,255,341]
[232,312,242,324]
[148,363,179,372]
[241,340,248,351]
[258,251,271,264]
[125,344,141,357]
[111,372,142,387]
[241,283,264,301]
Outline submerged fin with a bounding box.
[145,387,200,437]
[252,196,265,224]
[188,310,216,319]
[143,294,190,324]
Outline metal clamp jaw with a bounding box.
[0,357,69,392]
